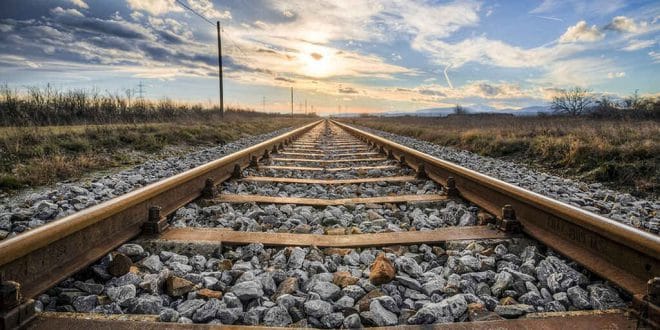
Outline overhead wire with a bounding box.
[174,0,250,58]
[174,0,215,26]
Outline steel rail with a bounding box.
[0,120,322,301]
[332,120,659,297]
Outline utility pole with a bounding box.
[217,21,224,118]
[137,81,145,100]
[290,87,293,117]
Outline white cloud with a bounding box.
[125,0,183,16]
[559,21,604,43]
[605,16,648,34]
[187,0,231,20]
[130,11,144,21]
[0,24,13,33]
[649,51,660,63]
[51,7,85,18]
[622,39,655,51]
[535,57,617,86]
[607,71,626,78]
[68,0,89,9]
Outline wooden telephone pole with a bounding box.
[217,21,224,118]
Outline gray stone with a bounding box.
[553,292,570,307]
[116,244,144,258]
[343,313,362,328]
[544,300,566,312]
[491,271,513,297]
[126,295,162,314]
[230,281,263,301]
[176,299,205,318]
[321,312,344,328]
[288,247,306,269]
[519,291,545,306]
[141,255,163,273]
[106,284,136,304]
[74,281,104,295]
[422,279,445,296]
[310,281,341,301]
[276,294,297,310]
[444,294,468,319]
[494,304,535,318]
[192,298,222,323]
[72,295,97,312]
[304,299,333,318]
[216,307,242,324]
[243,306,266,325]
[336,295,355,308]
[396,275,422,291]
[373,296,399,313]
[169,262,193,276]
[396,256,423,278]
[588,284,625,310]
[159,308,180,322]
[263,306,292,327]
[567,286,591,309]
[367,300,398,326]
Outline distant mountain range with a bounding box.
[331,105,553,117]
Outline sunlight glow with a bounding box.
[301,45,334,78]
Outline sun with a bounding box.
[302,48,333,78]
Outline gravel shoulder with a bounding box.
[0,127,298,241]
[345,124,659,234]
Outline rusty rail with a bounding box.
[0,120,321,303]
[333,120,659,298]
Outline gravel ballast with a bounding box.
[348,124,659,234]
[0,127,298,241]
[44,239,627,326]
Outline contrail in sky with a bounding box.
[443,65,454,89]
[533,15,563,22]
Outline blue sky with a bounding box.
[0,0,658,114]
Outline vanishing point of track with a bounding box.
[0,119,658,329]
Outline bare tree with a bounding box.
[453,104,467,115]
[551,87,593,116]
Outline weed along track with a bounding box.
[0,120,657,329]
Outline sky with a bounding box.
[0,0,659,115]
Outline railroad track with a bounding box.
[0,119,658,329]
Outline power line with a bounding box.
[174,0,215,26]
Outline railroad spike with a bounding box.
[249,155,259,169]
[272,145,278,154]
[262,149,270,159]
[387,150,395,160]
[202,178,216,199]
[399,155,406,166]
[0,272,19,310]
[416,163,428,179]
[649,277,659,306]
[143,205,169,234]
[497,204,521,233]
[232,164,243,179]
[446,176,459,197]
[0,274,35,330]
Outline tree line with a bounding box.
[552,87,659,119]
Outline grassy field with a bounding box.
[345,115,659,198]
[0,113,314,192]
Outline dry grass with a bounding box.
[0,114,314,192]
[345,115,659,198]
